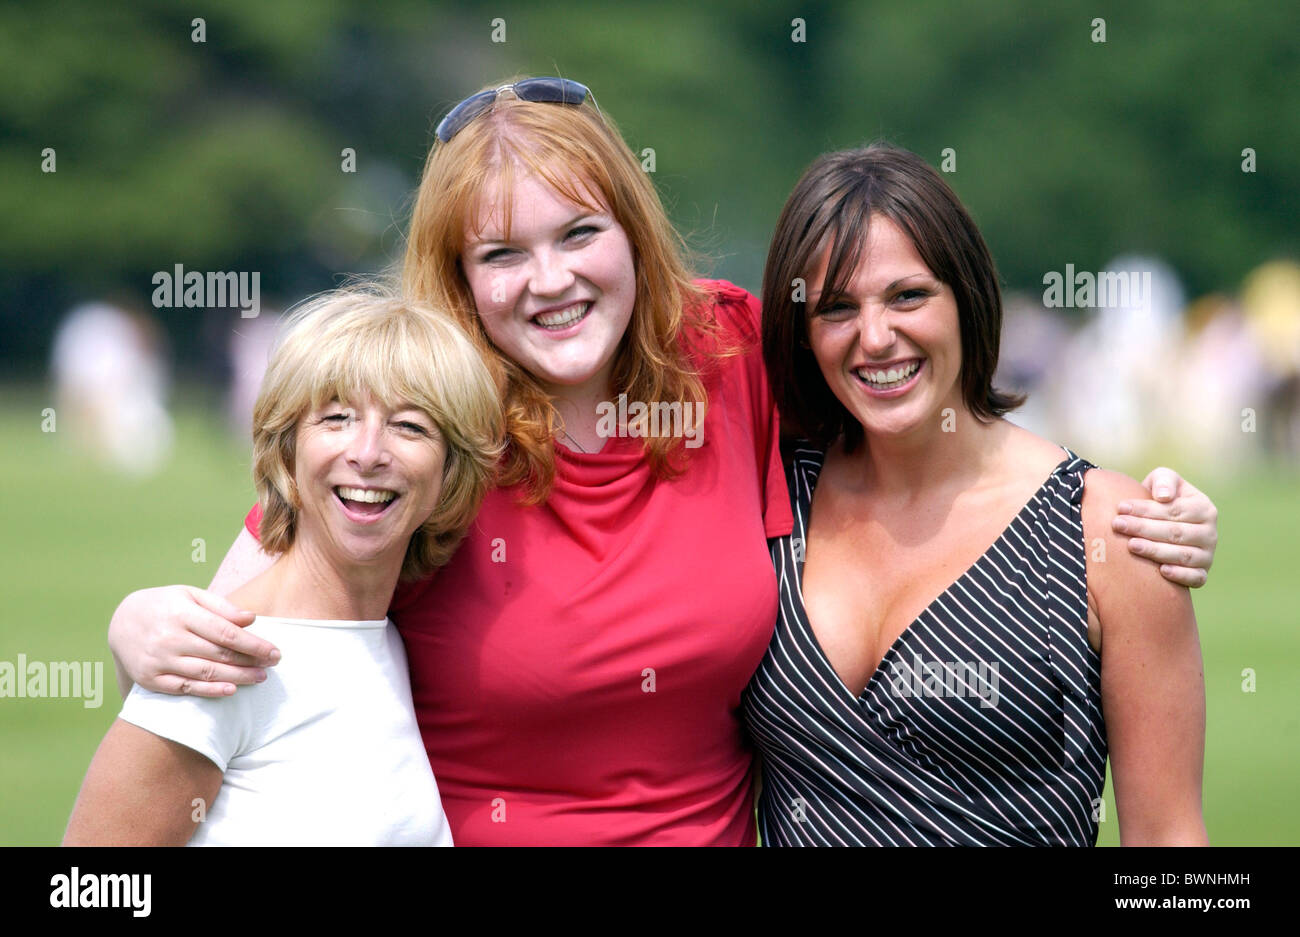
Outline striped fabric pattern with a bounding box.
[743,443,1107,846]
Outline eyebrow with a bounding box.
[808,272,934,302]
[386,401,431,416]
[885,273,935,291]
[469,211,605,248]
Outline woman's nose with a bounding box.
[345,415,390,470]
[528,249,576,297]
[856,307,897,356]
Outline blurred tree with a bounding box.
[1,0,1296,375]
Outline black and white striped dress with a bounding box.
[742,442,1107,846]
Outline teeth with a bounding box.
[534,303,590,328]
[857,361,920,387]
[336,486,396,503]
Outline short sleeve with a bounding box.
[694,279,794,540]
[118,684,250,772]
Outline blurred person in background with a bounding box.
[225,311,284,440]
[1241,260,1300,459]
[1057,258,1186,466]
[50,301,173,476]
[991,292,1071,439]
[1176,294,1268,470]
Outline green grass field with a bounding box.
[1,386,1297,845]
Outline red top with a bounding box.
[245,281,792,845]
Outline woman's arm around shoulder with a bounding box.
[63,720,224,846]
[108,527,278,699]
[1082,468,1208,846]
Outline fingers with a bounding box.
[1112,515,1217,552]
[152,672,240,699]
[1117,498,1182,520]
[109,584,280,697]
[139,639,268,698]
[1157,564,1209,589]
[1115,496,1213,525]
[1125,537,1212,571]
[186,587,256,627]
[1121,472,1218,590]
[1140,466,1180,501]
[159,649,267,690]
[140,591,280,697]
[180,594,280,666]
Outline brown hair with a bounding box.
[403,80,725,502]
[761,144,1023,451]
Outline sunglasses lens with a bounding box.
[436,78,592,143]
[514,77,589,106]
[435,89,497,143]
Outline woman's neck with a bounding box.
[547,376,614,453]
[839,406,1011,504]
[230,538,401,622]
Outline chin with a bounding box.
[537,357,614,389]
[842,403,931,439]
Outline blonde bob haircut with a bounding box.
[403,79,727,503]
[251,285,504,580]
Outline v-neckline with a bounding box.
[792,445,1074,705]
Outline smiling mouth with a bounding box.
[853,359,923,391]
[334,486,398,518]
[531,302,591,330]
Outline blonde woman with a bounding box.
[65,289,502,845]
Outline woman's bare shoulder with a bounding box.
[1079,465,1187,605]
[996,421,1075,482]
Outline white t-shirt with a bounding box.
[118,616,452,846]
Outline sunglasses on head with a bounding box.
[435,77,595,144]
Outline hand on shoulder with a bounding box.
[1081,467,1195,651]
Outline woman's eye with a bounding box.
[395,421,427,435]
[566,225,598,241]
[895,289,929,304]
[817,301,855,319]
[482,248,516,264]
[323,413,349,423]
